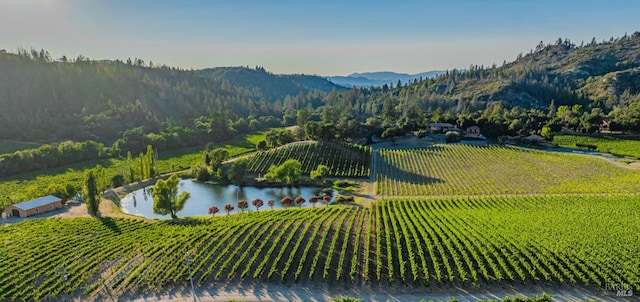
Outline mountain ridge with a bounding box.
[198,66,345,101]
[328,70,445,87]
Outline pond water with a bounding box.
[120,179,334,219]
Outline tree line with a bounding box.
[3,33,640,181]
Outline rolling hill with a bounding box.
[199,66,344,101]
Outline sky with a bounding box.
[1,0,640,76]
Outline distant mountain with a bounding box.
[199,67,344,101]
[328,70,445,87]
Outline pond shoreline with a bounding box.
[118,178,340,219]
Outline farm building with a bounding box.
[427,122,456,133]
[466,125,481,136]
[5,195,63,218]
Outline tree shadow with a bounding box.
[98,217,122,234]
[378,156,445,185]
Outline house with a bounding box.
[466,126,481,136]
[427,122,456,133]
[5,195,63,218]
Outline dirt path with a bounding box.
[121,281,633,301]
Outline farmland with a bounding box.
[3,138,640,301]
[2,194,639,301]
[375,144,640,196]
[553,135,640,159]
[247,141,371,178]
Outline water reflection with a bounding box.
[120,179,335,219]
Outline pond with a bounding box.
[120,179,334,219]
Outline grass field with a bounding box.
[375,144,640,196]
[553,134,640,158]
[0,131,266,208]
[2,194,638,301]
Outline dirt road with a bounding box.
[121,281,633,301]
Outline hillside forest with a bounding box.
[1,32,640,178]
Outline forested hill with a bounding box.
[398,33,640,111]
[319,32,640,136]
[2,32,640,147]
[198,67,344,101]
[0,52,337,143]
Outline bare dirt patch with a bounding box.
[119,281,633,302]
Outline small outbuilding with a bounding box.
[5,195,63,218]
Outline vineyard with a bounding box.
[2,194,639,301]
[247,141,371,178]
[553,134,640,159]
[376,144,640,196]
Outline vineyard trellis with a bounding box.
[247,141,371,178]
[375,144,640,196]
[2,194,640,301]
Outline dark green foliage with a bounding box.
[207,148,229,172]
[152,174,190,219]
[264,129,296,148]
[0,140,108,178]
[310,164,329,180]
[110,174,125,188]
[381,126,404,140]
[265,159,302,184]
[445,131,461,142]
[83,169,100,216]
[192,164,210,182]
[227,158,249,183]
[304,121,337,141]
[43,183,76,202]
[197,66,343,102]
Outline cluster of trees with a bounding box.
[264,159,302,184]
[0,140,107,178]
[257,128,296,150]
[191,154,251,184]
[122,146,159,184]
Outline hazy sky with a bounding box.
[2,0,639,75]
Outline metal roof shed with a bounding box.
[5,195,63,218]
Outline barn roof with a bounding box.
[11,195,62,211]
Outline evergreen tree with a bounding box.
[83,170,100,216]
